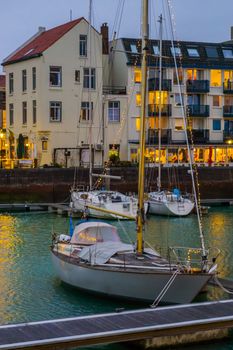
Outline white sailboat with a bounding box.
[148,15,194,217]
[51,0,219,304]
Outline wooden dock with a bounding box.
[1,300,233,349]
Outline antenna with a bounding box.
[70,9,73,21]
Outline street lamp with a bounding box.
[0,132,3,168]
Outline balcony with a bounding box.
[147,129,171,145]
[187,129,209,144]
[186,80,210,93]
[148,78,172,92]
[186,105,209,117]
[103,86,126,95]
[223,105,233,118]
[148,104,172,117]
[223,81,233,94]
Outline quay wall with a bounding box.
[0,166,232,203]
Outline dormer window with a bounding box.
[187,48,199,58]
[205,46,218,58]
[130,44,138,53]
[170,46,182,57]
[223,48,233,59]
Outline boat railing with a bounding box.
[169,246,220,272]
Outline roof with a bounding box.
[121,38,233,69]
[0,75,5,88]
[2,18,85,66]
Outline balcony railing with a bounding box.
[187,129,209,144]
[223,105,233,118]
[148,78,172,91]
[148,104,172,117]
[186,105,209,117]
[186,80,210,93]
[147,129,171,145]
[223,81,233,94]
[224,130,233,141]
[103,86,126,95]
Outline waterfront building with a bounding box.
[2,19,233,167]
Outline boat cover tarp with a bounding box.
[71,222,121,245]
[78,242,133,265]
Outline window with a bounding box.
[32,67,36,90]
[50,101,62,122]
[32,100,37,124]
[135,117,140,131]
[173,68,183,85]
[80,102,93,122]
[213,95,221,107]
[136,93,141,106]
[9,103,14,126]
[210,70,221,87]
[22,101,27,124]
[186,69,202,80]
[9,73,14,94]
[152,45,159,56]
[213,119,221,131]
[79,35,87,57]
[130,148,138,163]
[134,68,141,83]
[222,48,233,59]
[205,46,218,58]
[50,66,62,87]
[174,93,184,106]
[42,140,48,151]
[187,48,200,57]
[170,46,182,57]
[22,69,27,92]
[83,68,96,89]
[108,101,120,122]
[75,70,80,83]
[174,119,184,131]
[130,44,138,53]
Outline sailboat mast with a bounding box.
[88,0,93,190]
[137,0,149,255]
[157,14,163,192]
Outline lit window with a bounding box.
[50,66,62,87]
[134,68,141,83]
[153,45,159,55]
[50,101,62,122]
[187,48,199,57]
[213,96,221,107]
[170,46,182,57]
[174,119,184,131]
[213,119,221,131]
[136,94,141,106]
[173,68,183,85]
[108,101,120,122]
[205,46,218,58]
[83,68,96,89]
[130,44,138,53]
[135,117,140,131]
[22,69,27,92]
[22,101,27,124]
[42,140,48,151]
[79,35,87,57]
[80,102,93,122]
[130,148,138,162]
[210,70,221,87]
[222,48,233,59]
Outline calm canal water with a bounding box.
[0,207,233,350]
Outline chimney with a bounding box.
[38,26,46,33]
[101,23,109,55]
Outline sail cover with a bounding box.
[71,222,121,245]
[78,242,134,265]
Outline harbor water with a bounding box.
[0,207,233,349]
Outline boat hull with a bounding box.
[51,252,211,304]
[149,199,194,216]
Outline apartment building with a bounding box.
[2,18,103,167]
[110,37,233,165]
